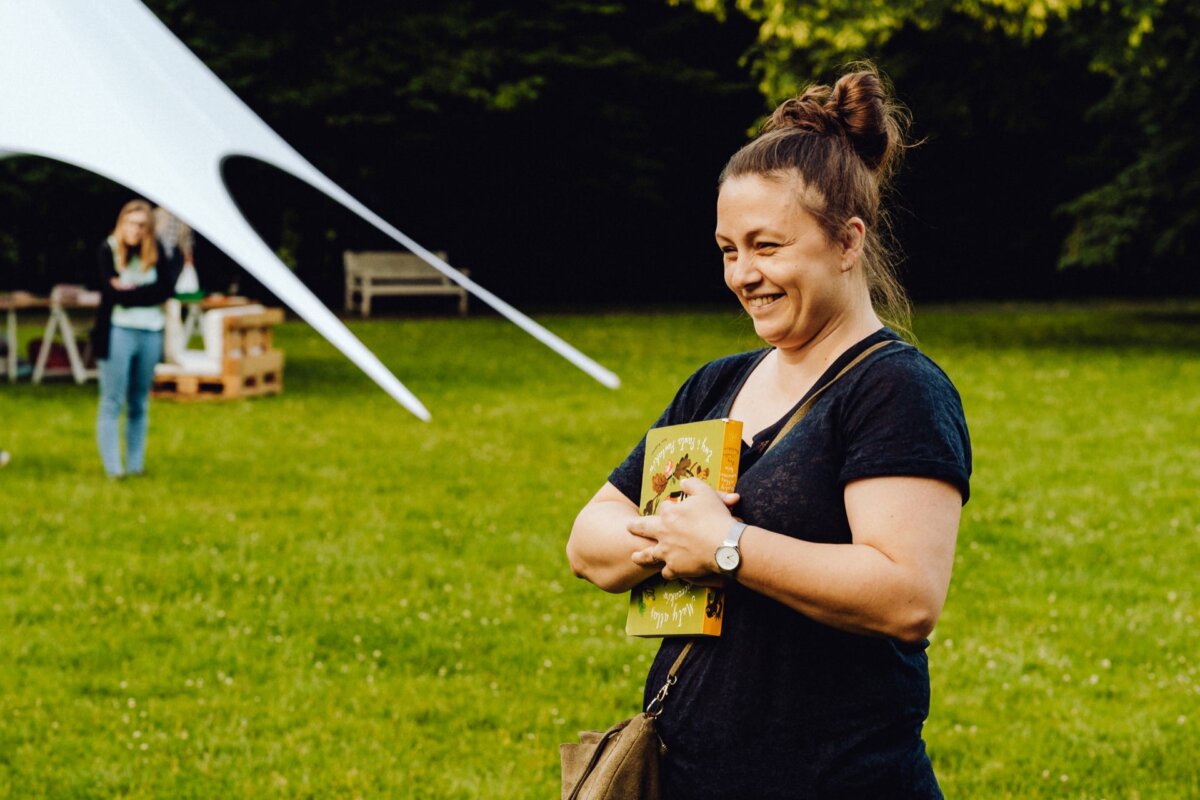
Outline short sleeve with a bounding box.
[838,351,972,503]
[607,351,761,504]
[607,409,669,504]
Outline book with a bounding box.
[625,418,743,637]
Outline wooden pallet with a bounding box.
[153,308,285,401]
[152,352,284,401]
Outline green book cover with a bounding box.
[626,418,742,637]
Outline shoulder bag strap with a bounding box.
[643,640,694,718]
[765,339,902,456]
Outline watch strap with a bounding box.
[723,520,748,548]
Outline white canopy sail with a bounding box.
[0,0,620,420]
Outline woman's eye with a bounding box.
[757,242,780,250]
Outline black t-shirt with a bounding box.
[607,328,971,799]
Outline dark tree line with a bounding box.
[681,0,1200,297]
[1,0,1195,306]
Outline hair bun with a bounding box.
[829,70,897,172]
[766,89,842,137]
[763,67,902,175]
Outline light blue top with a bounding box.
[108,235,164,331]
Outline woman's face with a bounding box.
[120,210,150,248]
[716,173,863,353]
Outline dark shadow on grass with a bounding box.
[918,301,1200,352]
[1129,311,1200,326]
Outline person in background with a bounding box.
[90,199,182,478]
[153,205,193,267]
[567,65,971,798]
[154,205,198,294]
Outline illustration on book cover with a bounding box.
[627,418,742,638]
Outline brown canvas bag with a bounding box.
[560,642,692,800]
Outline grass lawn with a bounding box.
[1,301,1197,798]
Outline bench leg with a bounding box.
[458,292,468,317]
[362,291,371,318]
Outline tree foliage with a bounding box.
[673,0,1082,97]
[4,1,1191,301]
[674,0,1200,275]
[1057,0,1200,269]
[1,1,759,303]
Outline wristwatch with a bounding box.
[715,521,748,577]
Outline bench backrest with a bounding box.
[344,251,450,281]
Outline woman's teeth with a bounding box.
[748,295,781,308]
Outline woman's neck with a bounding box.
[773,303,882,376]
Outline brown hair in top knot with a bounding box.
[828,70,902,174]
[765,87,844,138]
[719,63,913,337]
[760,70,904,176]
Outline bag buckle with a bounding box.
[643,673,677,718]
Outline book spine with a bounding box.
[706,420,739,636]
[703,588,723,636]
[717,419,743,493]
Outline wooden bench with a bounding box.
[343,250,469,317]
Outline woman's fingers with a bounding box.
[627,481,732,579]
[681,478,739,510]
[678,477,714,497]
[626,515,661,541]
[630,547,663,567]
[628,517,661,563]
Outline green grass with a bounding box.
[2,301,1198,798]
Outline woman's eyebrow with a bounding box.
[715,226,769,242]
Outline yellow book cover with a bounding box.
[626,418,743,637]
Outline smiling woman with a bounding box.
[717,173,868,356]
[568,64,972,799]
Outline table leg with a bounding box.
[31,310,59,384]
[5,308,16,383]
[58,307,88,384]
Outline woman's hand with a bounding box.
[628,478,739,581]
[110,277,134,290]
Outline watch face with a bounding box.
[715,546,740,572]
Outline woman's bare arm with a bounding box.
[738,477,960,642]
[627,476,961,642]
[566,482,661,593]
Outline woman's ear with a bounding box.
[839,217,866,271]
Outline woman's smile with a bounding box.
[746,293,784,309]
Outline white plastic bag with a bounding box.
[175,263,199,294]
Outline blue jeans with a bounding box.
[96,325,162,477]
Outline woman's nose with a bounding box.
[726,253,760,288]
